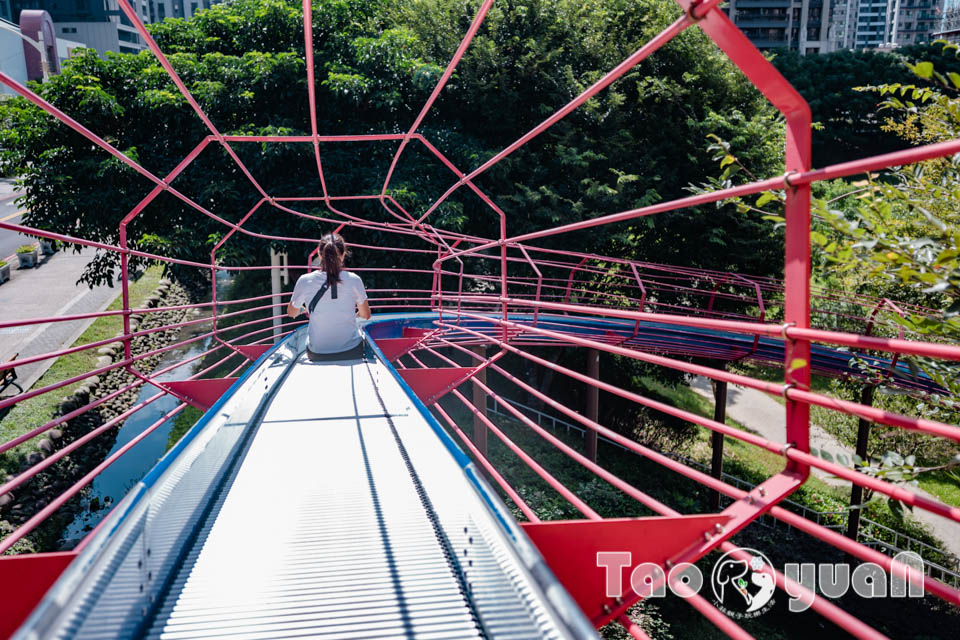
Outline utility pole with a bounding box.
[846,384,877,553]
[270,248,283,342]
[472,345,488,456]
[709,373,728,511]
[585,348,599,462]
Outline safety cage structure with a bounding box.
[0,0,958,639]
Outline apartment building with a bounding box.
[728,0,837,53]
[730,0,945,52]
[6,0,218,56]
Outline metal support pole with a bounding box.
[270,248,282,343]
[472,345,488,456]
[585,348,599,462]
[709,376,728,511]
[846,384,876,551]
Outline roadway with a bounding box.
[0,182,122,396]
[0,190,30,261]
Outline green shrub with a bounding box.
[15,244,34,254]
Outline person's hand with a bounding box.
[287,302,304,318]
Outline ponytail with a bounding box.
[319,233,346,284]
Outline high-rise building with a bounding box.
[8,1,218,56]
[849,0,892,47]
[731,0,945,52]
[728,0,837,53]
[933,0,960,43]
[828,0,858,48]
[893,0,944,45]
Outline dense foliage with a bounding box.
[772,44,960,167]
[705,49,960,511]
[0,0,786,291]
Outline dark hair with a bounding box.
[320,233,346,283]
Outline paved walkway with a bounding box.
[0,178,18,199]
[0,248,120,396]
[689,376,960,558]
[0,179,28,260]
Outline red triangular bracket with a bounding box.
[375,337,423,362]
[164,378,238,411]
[522,514,731,627]
[398,367,476,405]
[235,344,271,361]
[0,551,76,638]
[402,327,433,338]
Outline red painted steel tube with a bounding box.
[431,402,540,522]
[459,296,960,361]
[0,401,188,555]
[0,319,285,457]
[429,339,900,638]
[0,300,285,375]
[380,0,495,197]
[402,353,599,519]
[455,312,960,456]
[415,13,694,224]
[427,353,783,640]
[3,333,270,555]
[423,346,676,515]
[616,616,653,640]
[716,540,889,640]
[434,336,954,605]
[0,322,287,505]
[434,319,960,514]
[221,134,409,142]
[71,347,271,552]
[117,0,272,203]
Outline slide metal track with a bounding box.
[13,331,595,640]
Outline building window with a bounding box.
[159,4,165,18]
[62,27,78,34]
[191,3,198,14]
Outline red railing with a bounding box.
[0,0,958,637]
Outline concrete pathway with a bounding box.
[0,248,120,396]
[690,376,960,559]
[0,181,28,261]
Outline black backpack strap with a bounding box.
[307,282,330,314]
[307,280,339,313]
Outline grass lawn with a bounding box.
[634,374,844,498]
[635,375,745,429]
[0,266,164,469]
[918,470,960,508]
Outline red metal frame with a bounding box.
[0,0,958,636]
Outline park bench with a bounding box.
[1,353,23,397]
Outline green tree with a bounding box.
[771,44,960,167]
[0,0,786,293]
[698,51,960,512]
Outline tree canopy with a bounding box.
[0,0,786,289]
[772,44,960,168]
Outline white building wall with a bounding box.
[0,21,27,95]
[54,21,144,56]
[56,36,84,64]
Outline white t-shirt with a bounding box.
[291,270,367,354]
